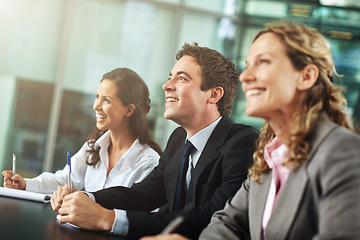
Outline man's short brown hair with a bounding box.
[176,43,238,116]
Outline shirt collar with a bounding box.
[94,130,111,149]
[188,116,222,153]
[94,131,141,169]
[264,136,291,169]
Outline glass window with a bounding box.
[185,0,240,16]
[245,0,287,18]
[179,13,238,57]
[0,0,65,175]
[154,0,180,4]
[0,0,65,80]
[52,0,177,170]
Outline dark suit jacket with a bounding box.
[199,115,360,240]
[93,116,259,239]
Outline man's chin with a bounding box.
[163,113,179,124]
[163,111,172,120]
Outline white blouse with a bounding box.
[25,131,160,194]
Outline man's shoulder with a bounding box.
[213,117,259,143]
[164,126,187,150]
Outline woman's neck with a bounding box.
[267,114,297,143]
[106,129,136,176]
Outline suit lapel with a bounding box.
[185,116,233,208]
[250,173,272,240]
[265,114,337,240]
[266,166,308,240]
[168,144,187,211]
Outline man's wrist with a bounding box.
[100,209,115,231]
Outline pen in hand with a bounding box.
[161,215,185,234]
[67,152,72,193]
[12,154,16,186]
[160,208,195,234]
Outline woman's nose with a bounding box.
[93,98,100,110]
[239,66,254,83]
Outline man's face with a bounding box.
[163,56,210,128]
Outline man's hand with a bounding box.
[51,184,77,213]
[57,191,115,231]
[140,234,190,240]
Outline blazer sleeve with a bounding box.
[92,127,187,211]
[199,179,251,240]
[313,128,360,239]
[92,151,167,212]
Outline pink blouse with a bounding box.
[262,137,291,236]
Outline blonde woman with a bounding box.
[199,22,360,240]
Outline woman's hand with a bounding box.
[50,184,77,213]
[2,170,26,190]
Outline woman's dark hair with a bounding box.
[86,68,162,166]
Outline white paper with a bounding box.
[0,187,52,203]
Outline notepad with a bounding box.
[0,187,52,203]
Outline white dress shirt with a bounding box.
[25,131,160,194]
[110,117,222,235]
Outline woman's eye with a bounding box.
[259,59,269,65]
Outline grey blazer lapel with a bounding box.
[266,166,309,240]
[266,114,338,240]
[250,173,272,240]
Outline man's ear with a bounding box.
[125,104,135,117]
[297,64,319,91]
[208,87,224,104]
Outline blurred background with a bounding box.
[0,0,359,184]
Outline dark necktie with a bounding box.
[173,140,195,211]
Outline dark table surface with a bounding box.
[0,196,125,240]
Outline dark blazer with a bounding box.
[93,116,259,239]
[199,115,360,240]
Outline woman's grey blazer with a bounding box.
[200,115,360,240]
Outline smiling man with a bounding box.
[52,43,259,239]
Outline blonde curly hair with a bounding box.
[249,21,353,183]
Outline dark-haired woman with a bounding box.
[3,68,161,195]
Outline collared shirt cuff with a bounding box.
[111,209,129,236]
[83,192,128,235]
[24,178,37,191]
[83,191,96,202]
